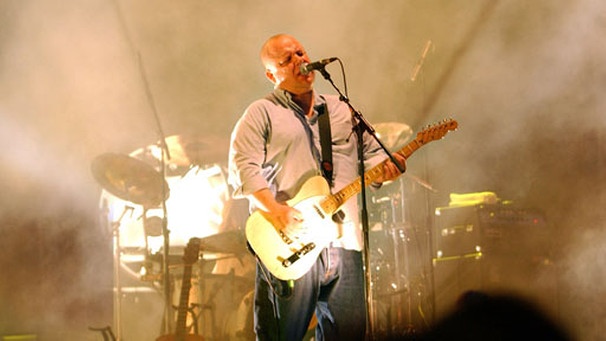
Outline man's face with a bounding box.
[263,35,315,94]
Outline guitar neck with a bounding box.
[175,265,193,336]
[320,138,423,214]
[174,238,201,338]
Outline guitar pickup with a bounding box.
[278,229,294,244]
[281,243,316,268]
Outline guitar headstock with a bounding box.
[183,237,201,265]
[415,118,458,145]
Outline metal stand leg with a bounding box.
[111,205,134,341]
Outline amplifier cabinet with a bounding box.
[433,204,548,259]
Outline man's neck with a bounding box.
[290,91,314,117]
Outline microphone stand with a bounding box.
[316,67,405,340]
[109,2,172,336]
[136,53,173,336]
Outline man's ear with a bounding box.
[265,69,276,84]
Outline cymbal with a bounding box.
[154,134,228,167]
[91,153,169,207]
[374,122,414,151]
[198,230,247,255]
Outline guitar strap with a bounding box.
[317,103,346,223]
[317,102,334,188]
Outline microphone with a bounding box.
[300,57,338,75]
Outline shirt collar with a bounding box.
[272,88,326,120]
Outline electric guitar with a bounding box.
[246,119,458,280]
[156,238,204,341]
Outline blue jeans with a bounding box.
[253,246,367,341]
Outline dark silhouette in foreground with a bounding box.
[415,290,573,341]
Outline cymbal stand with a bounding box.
[394,173,439,333]
[134,52,173,335]
[110,205,134,340]
[108,2,173,334]
[379,178,415,336]
[399,227,416,336]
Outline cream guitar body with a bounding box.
[246,176,341,280]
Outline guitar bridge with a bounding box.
[281,243,316,268]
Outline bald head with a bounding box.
[260,34,299,70]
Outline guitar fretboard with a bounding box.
[175,266,193,335]
[175,238,200,337]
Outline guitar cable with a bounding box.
[255,252,295,340]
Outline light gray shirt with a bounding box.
[228,88,386,249]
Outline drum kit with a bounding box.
[91,122,433,340]
[92,134,254,340]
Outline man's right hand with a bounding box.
[252,188,304,232]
